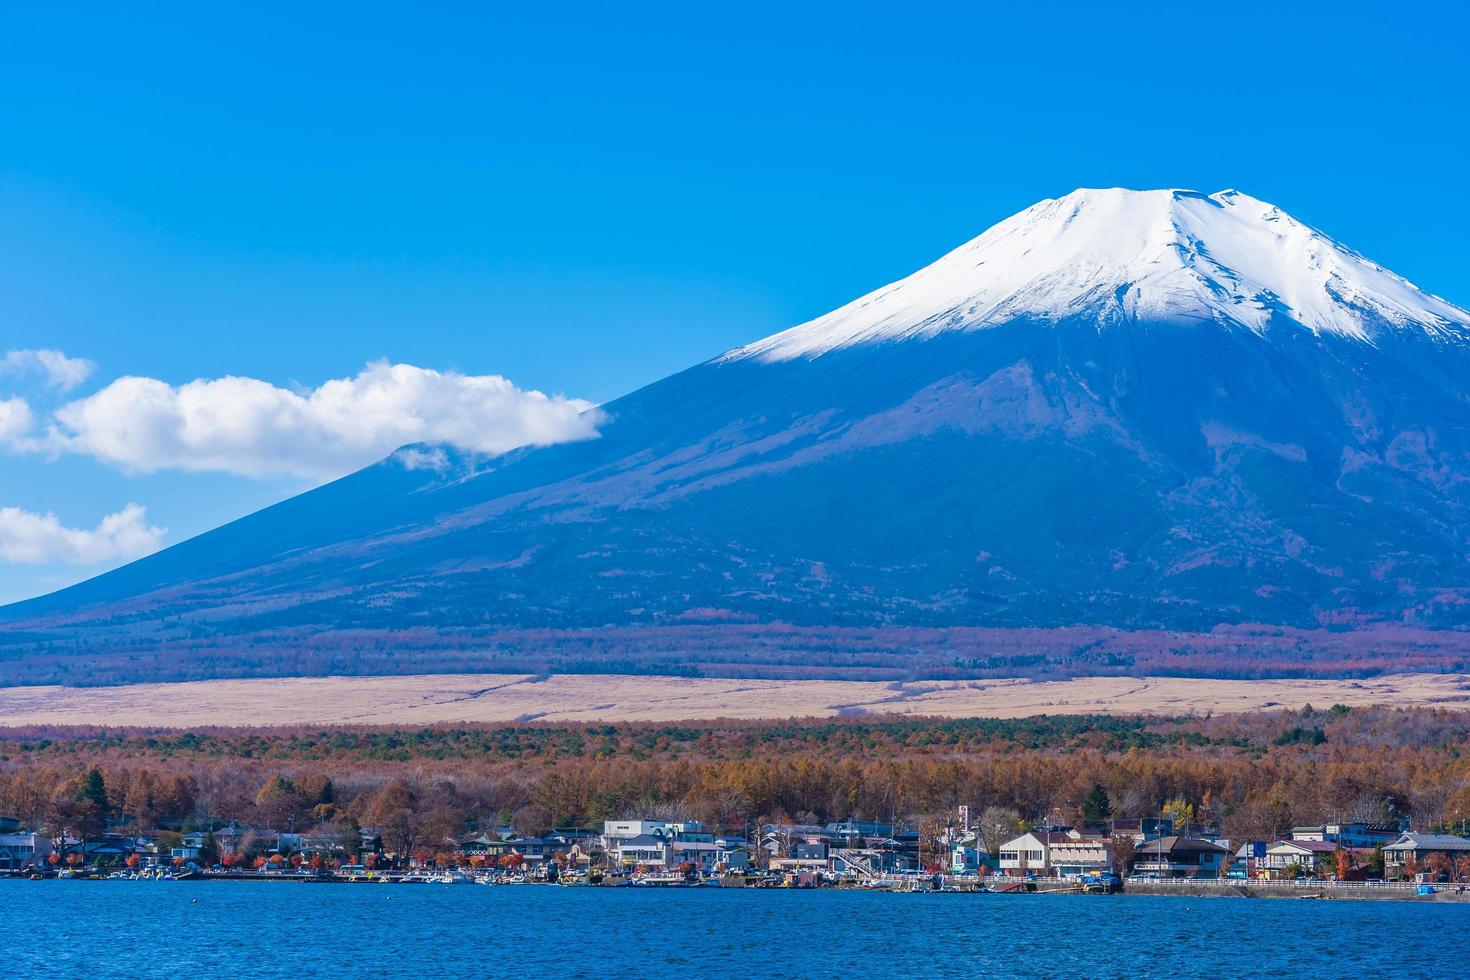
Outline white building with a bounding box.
[998,830,1112,877]
[616,833,672,869]
[602,819,707,852]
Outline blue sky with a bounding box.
[1,1,1467,603]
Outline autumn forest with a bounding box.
[4,706,1470,860]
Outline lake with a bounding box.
[3,880,1460,978]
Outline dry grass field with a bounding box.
[2,671,1469,728]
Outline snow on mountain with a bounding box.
[5,187,1470,685]
[731,188,1470,361]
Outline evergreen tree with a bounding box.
[1082,784,1113,823]
[80,768,108,813]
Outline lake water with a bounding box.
[3,880,1460,978]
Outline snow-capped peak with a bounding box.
[728,188,1470,362]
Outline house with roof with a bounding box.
[1228,841,1266,878]
[458,833,516,858]
[0,831,51,869]
[1382,833,1470,879]
[604,819,707,852]
[1049,836,1115,878]
[771,839,831,872]
[759,823,830,859]
[565,841,600,870]
[1258,840,1372,879]
[506,837,569,866]
[603,820,672,853]
[713,839,751,872]
[616,833,673,869]
[1290,823,1400,849]
[997,829,1112,877]
[668,839,723,872]
[1131,836,1231,878]
[998,831,1058,876]
[948,834,1001,875]
[63,833,160,864]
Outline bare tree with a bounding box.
[977,806,1022,856]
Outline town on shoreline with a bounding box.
[7,809,1470,901]
[7,707,1470,903]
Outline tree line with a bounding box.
[3,705,1469,858]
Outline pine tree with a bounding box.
[1081,784,1112,823]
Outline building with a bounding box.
[1049,837,1115,878]
[564,842,599,870]
[616,833,672,869]
[459,834,516,859]
[1290,823,1400,849]
[0,832,51,869]
[823,820,905,846]
[63,834,159,864]
[998,831,1050,876]
[603,820,673,852]
[1258,840,1372,879]
[1107,818,1174,843]
[506,837,569,866]
[770,840,830,872]
[669,838,724,872]
[1131,836,1231,878]
[997,830,1112,878]
[759,823,828,859]
[714,839,751,872]
[1228,841,1266,878]
[1381,833,1470,879]
[950,837,994,875]
[603,820,706,851]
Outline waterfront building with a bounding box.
[770,839,830,873]
[714,839,751,872]
[1289,823,1400,849]
[0,831,51,869]
[603,820,703,851]
[1381,833,1470,879]
[948,838,1000,876]
[1228,841,1266,877]
[1258,840,1373,879]
[506,837,570,866]
[1131,836,1231,878]
[616,833,673,869]
[997,829,1112,878]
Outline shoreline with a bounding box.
[3,671,1469,727]
[7,872,1466,903]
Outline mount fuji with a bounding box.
[6,188,1470,685]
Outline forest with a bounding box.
[3,705,1469,858]
[5,622,1468,687]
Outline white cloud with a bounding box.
[0,396,32,447]
[0,503,166,565]
[46,361,604,480]
[1,349,95,392]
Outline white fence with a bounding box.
[1129,877,1460,894]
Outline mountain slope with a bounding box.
[5,188,1470,685]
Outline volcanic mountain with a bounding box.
[6,188,1470,685]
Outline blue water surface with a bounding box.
[2,880,1461,978]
